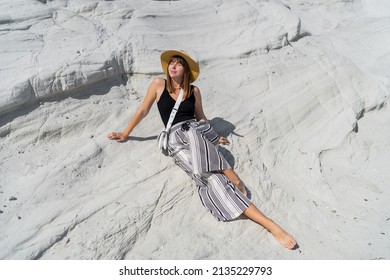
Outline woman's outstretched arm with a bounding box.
[108,78,163,142]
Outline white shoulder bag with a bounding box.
[157,89,184,154]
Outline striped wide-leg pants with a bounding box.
[167,119,251,221]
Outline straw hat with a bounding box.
[160,50,200,83]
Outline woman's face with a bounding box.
[168,58,185,80]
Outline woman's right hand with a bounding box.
[107,132,127,142]
[218,136,230,145]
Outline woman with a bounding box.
[108,50,297,249]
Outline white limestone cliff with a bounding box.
[0,0,389,260]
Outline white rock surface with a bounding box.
[0,0,389,259]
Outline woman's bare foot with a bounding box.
[243,204,297,250]
[269,224,297,249]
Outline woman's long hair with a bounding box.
[166,55,192,99]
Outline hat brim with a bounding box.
[161,50,200,83]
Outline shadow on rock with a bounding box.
[209,117,244,138]
[209,117,245,170]
[0,75,129,129]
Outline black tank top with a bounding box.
[157,81,196,127]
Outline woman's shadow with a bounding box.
[209,117,252,200]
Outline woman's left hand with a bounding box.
[107,132,127,142]
[218,136,230,145]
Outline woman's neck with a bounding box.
[171,77,183,89]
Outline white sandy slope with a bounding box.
[0,0,389,259]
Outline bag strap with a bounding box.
[165,88,184,131]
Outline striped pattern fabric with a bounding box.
[168,119,251,221]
